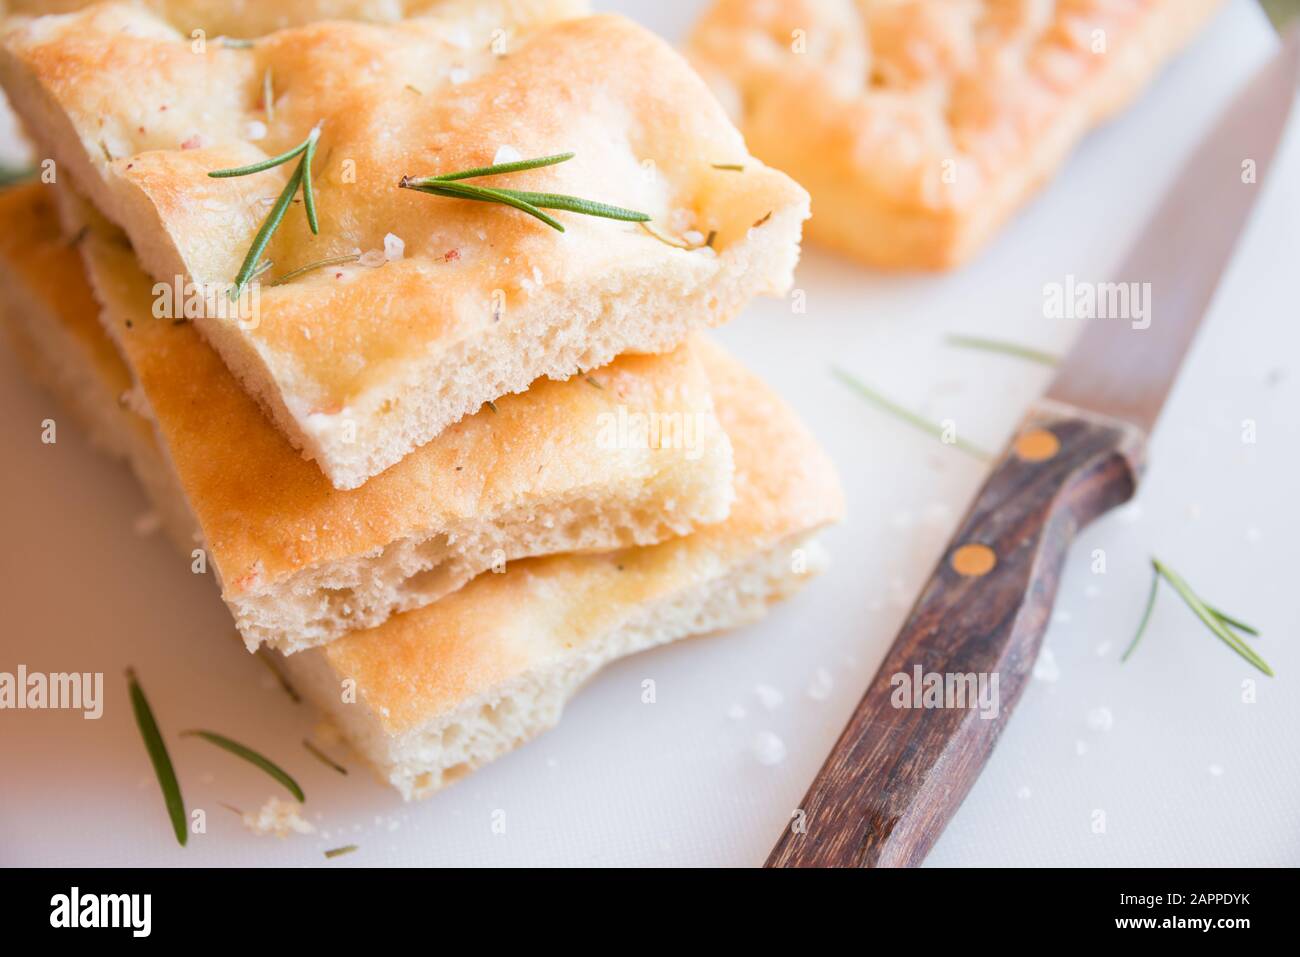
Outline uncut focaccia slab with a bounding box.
[688,0,1223,269]
[0,1,810,489]
[283,336,844,799]
[0,183,737,654]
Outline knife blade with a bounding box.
[767,27,1300,869]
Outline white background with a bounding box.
[1,0,1296,866]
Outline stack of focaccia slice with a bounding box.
[0,0,842,798]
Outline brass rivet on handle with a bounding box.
[1014,428,1060,462]
[951,543,997,577]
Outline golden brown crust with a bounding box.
[689,0,1225,269]
[1,2,809,486]
[321,337,845,735]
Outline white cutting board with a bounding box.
[1,0,1296,867]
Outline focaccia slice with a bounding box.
[688,0,1223,269]
[0,1,809,487]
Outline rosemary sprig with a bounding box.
[399,152,648,232]
[1122,558,1272,675]
[268,253,359,287]
[832,366,993,462]
[209,125,321,298]
[182,729,306,801]
[945,334,1059,367]
[325,844,358,859]
[127,668,187,846]
[303,738,348,775]
[638,221,713,251]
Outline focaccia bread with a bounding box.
[688,0,1224,269]
[0,182,737,654]
[284,337,844,799]
[0,0,810,488]
[0,231,845,798]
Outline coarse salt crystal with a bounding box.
[448,67,470,85]
[383,232,405,261]
[359,249,386,268]
[750,731,786,767]
[753,684,784,710]
[493,145,522,166]
[806,668,833,701]
[1032,648,1060,683]
[1085,706,1114,732]
[245,120,268,141]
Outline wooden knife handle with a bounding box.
[766,399,1146,867]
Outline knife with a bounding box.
[767,27,1300,869]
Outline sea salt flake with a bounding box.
[492,144,522,166]
[750,731,786,766]
[806,667,833,701]
[1085,706,1114,732]
[448,67,470,85]
[245,120,268,141]
[383,232,405,262]
[1032,648,1060,683]
[753,684,784,710]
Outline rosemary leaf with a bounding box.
[127,668,188,846]
[220,37,255,49]
[1121,563,1160,662]
[1206,605,1259,636]
[227,161,303,298]
[1151,559,1273,676]
[946,334,1059,367]
[325,844,358,859]
[405,180,564,230]
[302,133,319,235]
[832,366,993,462]
[269,254,360,287]
[711,163,744,171]
[400,152,647,229]
[503,190,648,222]
[182,729,306,801]
[303,738,348,775]
[208,139,310,179]
[424,151,574,182]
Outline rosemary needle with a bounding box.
[832,366,993,462]
[210,125,321,297]
[268,253,360,287]
[945,334,1060,367]
[325,844,358,859]
[182,729,306,801]
[127,668,188,847]
[1121,564,1160,662]
[303,738,348,775]
[399,152,648,231]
